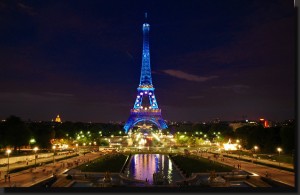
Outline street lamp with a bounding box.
[238,145,241,161]
[277,147,282,168]
[52,146,56,165]
[6,149,11,175]
[33,147,38,169]
[254,145,258,163]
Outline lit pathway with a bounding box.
[0,152,76,174]
[198,152,295,187]
[0,152,101,187]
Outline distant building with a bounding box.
[259,118,270,128]
[54,114,62,123]
[212,118,220,124]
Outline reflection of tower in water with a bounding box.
[128,154,183,185]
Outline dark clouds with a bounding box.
[0,0,296,122]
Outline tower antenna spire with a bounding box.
[145,12,147,21]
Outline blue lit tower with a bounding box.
[124,14,168,133]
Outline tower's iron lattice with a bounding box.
[124,15,168,133]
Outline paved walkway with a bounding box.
[0,152,101,187]
[0,152,76,175]
[198,152,295,187]
[220,152,294,170]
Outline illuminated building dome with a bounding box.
[55,115,62,123]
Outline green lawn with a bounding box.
[77,154,128,172]
[170,154,233,177]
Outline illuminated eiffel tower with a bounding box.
[124,14,168,133]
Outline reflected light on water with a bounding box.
[128,154,183,185]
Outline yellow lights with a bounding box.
[55,114,62,123]
[238,145,241,149]
[254,146,258,150]
[151,132,160,141]
[6,149,11,155]
[29,138,36,144]
[223,143,237,151]
[83,143,86,146]
[277,147,282,152]
[138,84,153,89]
[94,142,97,145]
[33,147,38,152]
[236,139,240,143]
[52,145,56,150]
[259,118,265,121]
[75,143,78,147]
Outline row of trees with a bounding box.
[0,115,124,151]
[0,115,296,154]
[165,121,295,154]
[234,123,295,154]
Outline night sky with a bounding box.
[0,0,296,123]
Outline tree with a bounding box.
[2,116,31,151]
[280,124,295,154]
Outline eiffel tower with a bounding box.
[124,14,168,133]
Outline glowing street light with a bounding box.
[238,145,241,161]
[29,138,36,148]
[277,147,282,168]
[76,143,78,154]
[6,149,11,175]
[33,147,38,169]
[253,145,258,163]
[52,146,56,165]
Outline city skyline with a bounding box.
[0,0,296,123]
